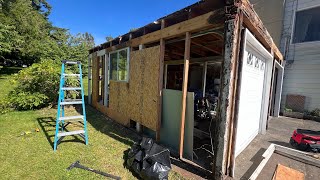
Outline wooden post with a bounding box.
[136,44,145,133]
[164,64,168,88]
[202,62,208,97]
[214,4,241,179]
[156,19,166,141]
[179,32,191,159]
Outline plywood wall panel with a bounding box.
[106,46,160,131]
[141,46,160,130]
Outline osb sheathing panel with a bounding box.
[140,46,160,130]
[107,46,160,130]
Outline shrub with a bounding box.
[0,98,12,114]
[310,108,320,117]
[6,60,79,110]
[284,107,293,112]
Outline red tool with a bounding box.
[290,129,320,152]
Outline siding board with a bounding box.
[280,0,320,111]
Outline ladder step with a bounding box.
[62,87,81,90]
[58,130,85,137]
[63,73,80,77]
[62,60,80,65]
[59,115,84,121]
[60,100,82,105]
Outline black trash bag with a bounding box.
[126,137,171,180]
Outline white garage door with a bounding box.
[235,48,266,156]
[234,29,273,157]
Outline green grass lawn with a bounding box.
[0,67,183,179]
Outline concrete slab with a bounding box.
[235,116,320,179]
[257,153,319,180]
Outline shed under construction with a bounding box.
[88,0,284,178]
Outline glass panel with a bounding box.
[293,6,320,43]
[118,49,128,81]
[109,52,118,80]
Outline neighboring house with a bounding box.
[253,0,320,112]
[250,0,285,47]
[88,0,283,178]
[280,0,320,112]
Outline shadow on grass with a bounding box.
[122,149,142,180]
[0,67,22,76]
[80,105,212,178]
[37,117,85,150]
[75,105,140,147]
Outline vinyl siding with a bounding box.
[280,0,320,111]
[250,0,285,47]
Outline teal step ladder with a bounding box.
[53,60,88,151]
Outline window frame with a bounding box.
[108,47,130,82]
[291,5,320,45]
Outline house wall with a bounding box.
[250,0,285,47]
[280,0,320,111]
[91,46,161,131]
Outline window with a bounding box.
[97,55,105,104]
[109,48,130,81]
[293,6,320,43]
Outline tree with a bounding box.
[106,35,113,42]
[0,0,94,67]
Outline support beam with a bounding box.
[131,10,224,47]
[202,62,208,97]
[214,7,242,179]
[179,32,191,159]
[164,64,168,89]
[136,44,144,133]
[164,56,223,65]
[191,40,222,55]
[156,19,166,141]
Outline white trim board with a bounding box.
[273,61,284,117]
[249,144,320,180]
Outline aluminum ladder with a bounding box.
[53,60,88,151]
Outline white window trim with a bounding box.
[290,4,320,45]
[109,47,130,82]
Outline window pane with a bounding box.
[118,49,128,81]
[293,6,320,43]
[109,53,118,80]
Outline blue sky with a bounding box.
[47,0,199,45]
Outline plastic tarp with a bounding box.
[126,137,172,180]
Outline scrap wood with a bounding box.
[272,164,304,180]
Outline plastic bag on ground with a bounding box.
[126,137,171,180]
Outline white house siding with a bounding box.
[280,0,320,111]
[250,0,285,47]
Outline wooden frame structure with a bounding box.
[249,144,320,180]
[88,0,284,178]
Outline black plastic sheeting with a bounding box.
[126,137,172,180]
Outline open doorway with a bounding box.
[161,30,224,170]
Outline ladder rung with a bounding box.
[59,115,84,121]
[60,101,82,105]
[63,74,80,77]
[62,60,80,65]
[61,87,81,90]
[58,130,85,137]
